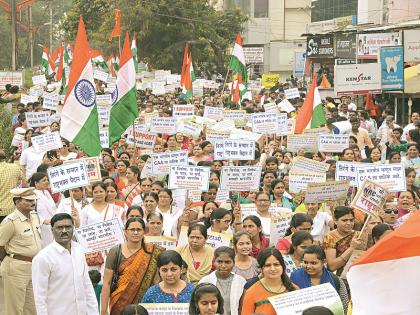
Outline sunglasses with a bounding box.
[384,209,398,215]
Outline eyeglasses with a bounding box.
[384,209,398,214]
[127,228,143,233]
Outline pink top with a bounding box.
[275,238,292,254]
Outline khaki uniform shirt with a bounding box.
[0,161,23,216]
[0,209,42,257]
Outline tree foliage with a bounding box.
[62,0,248,76]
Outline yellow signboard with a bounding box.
[262,74,280,88]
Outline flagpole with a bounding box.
[118,35,122,57]
[220,68,230,106]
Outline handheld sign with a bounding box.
[277,113,288,134]
[291,156,330,173]
[220,166,262,191]
[289,170,326,193]
[139,303,189,315]
[21,94,39,105]
[47,160,90,193]
[75,219,125,254]
[269,212,293,246]
[127,128,157,149]
[284,87,300,99]
[287,134,319,152]
[252,112,277,134]
[173,104,194,118]
[204,106,224,121]
[93,69,109,82]
[25,111,50,128]
[221,139,255,161]
[150,117,177,134]
[42,95,59,111]
[144,236,177,250]
[32,74,47,86]
[31,132,63,153]
[168,166,211,191]
[318,134,349,152]
[151,151,188,176]
[351,179,389,216]
[305,181,349,203]
[355,163,406,192]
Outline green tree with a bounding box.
[62,0,248,75]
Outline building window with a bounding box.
[311,0,357,22]
[254,0,269,18]
[224,0,251,15]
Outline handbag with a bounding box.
[85,204,109,266]
[110,244,122,292]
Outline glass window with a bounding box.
[311,0,357,22]
[254,0,269,18]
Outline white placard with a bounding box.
[150,117,178,134]
[192,82,204,96]
[97,106,110,126]
[152,85,166,95]
[355,163,406,192]
[75,219,125,254]
[277,113,288,134]
[220,166,262,192]
[318,134,349,152]
[206,231,232,248]
[127,128,157,149]
[213,140,224,161]
[47,160,90,193]
[25,111,50,128]
[0,71,23,89]
[151,150,189,176]
[99,128,109,148]
[144,236,176,250]
[168,166,211,191]
[96,94,112,106]
[42,95,59,110]
[32,74,47,86]
[215,189,230,203]
[335,161,363,187]
[173,104,194,118]
[205,129,231,143]
[268,284,344,315]
[334,63,382,96]
[177,122,202,139]
[305,180,349,203]
[29,87,45,97]
[252,112,278,134]
[269,212,293,246]
[93,69,109,82]
[204,106,223,121]
[223,110,247,127]
[284,87,300,99]
[140,158,153,179]
[263,102,279,113]
[278,99,296,113]
[291,156,330,173]
[222,139,255,161]
[21,94,39,105]
[351,179,389,216]
[289,170,326,193]
[166,74,181,84]
[31,132,63,153]
[139,303,189,315]
[286,134,319,152]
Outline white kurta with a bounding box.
[156,206,183,238]
[32,241,99,315]
[35,189,57,248]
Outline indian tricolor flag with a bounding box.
[295,74,326,133]
[181,51,195,99]
[60,16,101,157]
[348,212,420,314]
[41,47,54,75]
[131,34,138,73]
[228,33,247,86]
[109,32,138,145]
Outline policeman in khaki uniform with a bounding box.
[0,187,42,315]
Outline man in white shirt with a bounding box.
[32,213,98,315]
[376,115,400,144]
[20,135,46,184]
[402,112,419,141]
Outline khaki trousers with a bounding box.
[0,256,36,315]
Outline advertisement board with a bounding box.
[307,35,334,59]
[380,46,404,91]
[357,32,401,59]
[335,33,356,59]
[334,63,381,95]
[404,29,420,63]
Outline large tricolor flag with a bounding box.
[295,74,326,133]
[231,73,246,105]
[41,47,55,75]
[109,32,138,145]
[228,33,247,87]
[180,50,195,99]
[348,212,420,314]
[60,16,101,157]
[131,34,138,73]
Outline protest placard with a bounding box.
[204,106,224,121]
[230,128,263,142]
[32,74,47,86]
[277,113,288,134]
[47,160,89,193]
[213,140,224,160]
[152,85,166,95]
[355,163,406,192]
[263,102,279,113]
[335,161,366,187]
[29,86,44,97]
[78,157,102,183]
[173,104,194,118]
[25,111,50,128]
[99,128,109,148]
[318,134,349,152]
[240,204,291,220]
[206,231,232,248]
[220,166,262,191]
[42,95,59,111]
[97,105,110,126]
[278,99,296,113]
[11,133,24,147]
[93,69,109,82]
[166,74,181,84]
[284,87,300,99]
[205,129,230,143]
[150,117,177,134]
[289,170,326,193]
[192,82,204,96]
[222,139,255,161]
[96,94,112,106]
[303,126,330,135]
[304,180,349,203]
[21,94,39,105]
[140,158,153,179]
[144,236,177,250]
[269,212,293,246]
[139,303,189,315]
[151,151,189,176]
[268,283,344,315]
[215,189,230,203]
[31,132,62,153]
[287,134,319,152]
[177,122,202,139]
[351,179,389,216]
[127,128,157,149]
[75,218,125,254]
[291,156,330,173]
[252,112,278,134]
[223,110,247,127]
[168,166,211,191]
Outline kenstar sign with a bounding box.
[334,63,381,96]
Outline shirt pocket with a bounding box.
[16,230,35,246]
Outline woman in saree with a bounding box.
[121,166,142,208]
[101,217,165,315]
[322,206,364,276]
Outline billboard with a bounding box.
[334,63,381,96]
[357,32,401,59]
[380,46,404,91]
[307,35,334,59]
[0,71,24,89]
[404,29,420,63]
[335,33,357,59]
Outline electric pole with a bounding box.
[11,0,17,70]
[29,6,33,67]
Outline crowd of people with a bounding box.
[0,79,419,315]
